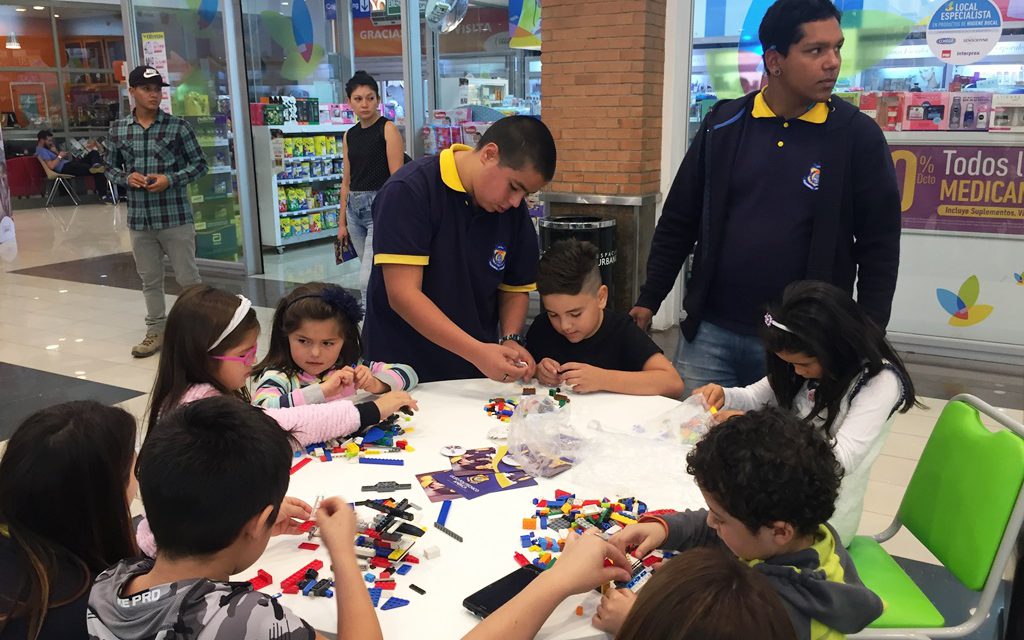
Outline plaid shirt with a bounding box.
[107,109,208,230]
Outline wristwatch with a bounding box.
[499,333,525,347]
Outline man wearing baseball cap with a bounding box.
[107,65,208,358]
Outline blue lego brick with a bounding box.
[381,596,410,610]
[520,534,534,548]
[359,457,404,466]
[302,580,316,596]
[364,573,375,582]
[323,448,333,462]
[362,427,386,443]
[396,564,412,575]
[540,516,548,529]
[368,588,382,607]
[438,499,452,526]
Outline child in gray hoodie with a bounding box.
[598,407,883,640]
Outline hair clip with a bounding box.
[764,312,793,333]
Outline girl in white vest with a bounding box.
[694,280,917,545]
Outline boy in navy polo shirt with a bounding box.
[527,239,684,398]
[362,116,555,383]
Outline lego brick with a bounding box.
[610,512,638,527]
[376,580,397,590]
[298,542,319,551]
[404,554,420,564]
[246,569,273,591]
[370,557,391,569]
[433,522,463,542]
[289,457,312,475]
[381,596,409,610]
[575,605,584,617]
[358,457,405,466]
[396,564,412,575]
[522,517,537,530]
[368,588,382,607]
[297,520,316,533]
[280,560,324,593]
[422,546,441,559]
[513,552,529,567]
[410,584,426,595]
[437,499,452,526]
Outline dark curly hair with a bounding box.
[686,407,842,536]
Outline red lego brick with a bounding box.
[380,571,392,579]
[289,457,312,475]
[554,489,573,499]
[642,555,661,567]
[376,580,397,590]
[513,552,529,567]
[403,554,420,564]
[279,560,323,593]
[298,542,320,551]
[370,557,391,569]
[297,520,316,533]
[247,569,272,590]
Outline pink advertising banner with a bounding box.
[891,144,1024,236]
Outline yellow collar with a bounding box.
[439,144,473,193]
[752,90,829,124]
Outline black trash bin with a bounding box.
[538,216,617,303]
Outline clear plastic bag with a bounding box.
[570,395,716,498]
[506,395,579,478]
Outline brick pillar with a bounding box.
[541,0,666,310]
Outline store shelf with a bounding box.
[284,154,342,163]
[279,204,339,218]
[208,166,236,174]
[201,137,230,147]
[277,174,343,185]
[883,130,1021,145]
[280,227,338,246]
[272,123,355,134]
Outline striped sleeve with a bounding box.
[253,370,326,408]
[366,360,418,392]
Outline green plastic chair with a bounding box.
[849,394,1024,640]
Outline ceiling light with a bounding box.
[53,13,59,17]
[33,6,45,10]
[6,33,21,50]
[15,8,27,12]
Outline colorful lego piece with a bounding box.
[289,457,312,475]
[522,517,537,530]
[410,584,426,595]
[396,564,412,575]
[437,499,452,526]
[280,560,324,594]
[422,546,441,559]
[433,522,463,542]
[298,542,320,551]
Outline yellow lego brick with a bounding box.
[528,545,542,552]
[404,445,415,452]
[610,512,637,526]
[561,502,572,515]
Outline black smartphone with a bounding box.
[463,564,543,618]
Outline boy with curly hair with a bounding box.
[601,407,883,639]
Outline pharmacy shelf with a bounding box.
[253,124,353,251]
[277,174,343,185]
[280,228,337,246]
[284,154,343,163]
[278,204,339,218]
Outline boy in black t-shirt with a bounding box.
[526,239,684,398]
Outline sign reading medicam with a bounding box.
[926,0,1003,64]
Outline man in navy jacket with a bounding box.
[630,0,901,390]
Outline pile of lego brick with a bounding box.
[290,413,414,474]
[354,498,427,611]
[484,397,518,422]
[515,490,652,570]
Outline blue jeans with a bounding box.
[674,320,766,390]
[346,190,376,300]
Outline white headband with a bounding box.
[208,294,253,351]
[764,312,793,334]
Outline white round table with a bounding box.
[236,379,705,639]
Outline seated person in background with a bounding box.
[35,130,105,177]
[461,535,797,640]
[600,407,883,639]
[527,239,684,397]
[87,396,382,640]
[0,401,138,640]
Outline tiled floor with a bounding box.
[1,203,1022,592]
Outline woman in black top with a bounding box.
[338,71,405,300]
[0,402,138,640]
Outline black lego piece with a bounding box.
[410,584,426,595]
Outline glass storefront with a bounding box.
[129,0,243,264]
[0,2,125,142]
[687,0,1024,361]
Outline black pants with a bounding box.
[58,150,104,192]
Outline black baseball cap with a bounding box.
[129,65,169,88]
